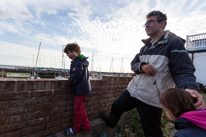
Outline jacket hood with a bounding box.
[176,108,206,130]
[141,30,186,45]
[78,56,89,67]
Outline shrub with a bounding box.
[198,82,206,93]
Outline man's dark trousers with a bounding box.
[105,89,163,137]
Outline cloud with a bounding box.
[1,0,206,72]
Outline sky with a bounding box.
[0,0,206,73]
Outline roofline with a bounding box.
[187,49,206,53]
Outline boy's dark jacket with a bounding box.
[68,56,91,95]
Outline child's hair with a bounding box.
[64,42,81,54]
[160,88,197,118]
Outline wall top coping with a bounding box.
[0,76,133,82]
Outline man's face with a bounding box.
[145,16,164,37]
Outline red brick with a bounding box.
[88,114,99,121]
[0,101,7,109]
[25,97,48,105]
[0,107,28,118]
[51,113,62,121]
[87,110,98,115]
[16,79,25,92]
[107,97,116,102]
[106,102,113,107]
[62,111,74,117]
[9,115,22,124]
[46,118,65,128]
[0,79,6,92]
[21,123,46,136]
[53,90,67,95]
[48,95,66,102]
[27,116,50,126]
[50,80,57,89]
[25,79,34,91]
[65,116,74,122]
[0,117,7,126]
[50,126,60,134]
[30,103,53,112]
[90,92,99,96]
[90,105,100,111]
[0,122,26,134]
[6,130,21,137]
[8,100,23,108]
[87,101,98,106]
[30,90,52,97]
[106,94,114,98]
[52,101,66,108]
[49,107,65,115]
[23,110,49,120]
[56,80,64,89]
[0,92,29,101]
[44,80,50,90]
[65,105,74,111]
[65,94,74,101]
[62,81,69,89]
[101,95,107,99]
[60,122,72,130]
[99,107,107,112]
[34,80,44,90]
[27,129,50,137]
[5,79,16,92]
[98,99,107,104]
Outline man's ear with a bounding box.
[160,20,165,28]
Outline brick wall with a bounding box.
[0,76,132,137]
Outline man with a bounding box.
[100,10,205,137]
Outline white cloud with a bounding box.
[0,0,206,72]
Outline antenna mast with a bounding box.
[109,57,113,72]
[34,42,41,73]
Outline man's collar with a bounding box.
[142,30,171,45]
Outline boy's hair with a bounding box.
[160,88,197,118]
[146,10,167,30]
[64,42,81,54]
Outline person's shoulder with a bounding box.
[174,126,206,137]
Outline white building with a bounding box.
[186,33,206,85]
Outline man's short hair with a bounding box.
[146,10,167,30]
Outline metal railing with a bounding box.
[186,32,206,51]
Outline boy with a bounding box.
[63,42,92,136]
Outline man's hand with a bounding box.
[141,64,156,76]
[185,89,205,110]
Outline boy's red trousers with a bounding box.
[73,95,90,132]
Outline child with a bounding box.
[160,88,206,137]
[63,42,92,136]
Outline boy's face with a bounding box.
[66,50,78,60]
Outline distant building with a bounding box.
[186,32,206,85]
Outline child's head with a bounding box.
[160,88,197,121]
[64,42,81,60]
